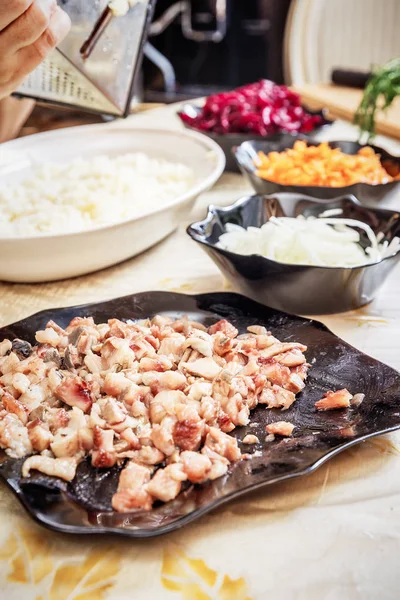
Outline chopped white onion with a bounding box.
[218,215,400,268]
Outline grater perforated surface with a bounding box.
[20,51,118,114]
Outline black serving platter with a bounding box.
[178,105,333,172]
[233,136,400,205]
[187,194,400,315]
[1,291,400,538]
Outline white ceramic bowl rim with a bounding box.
[0,123,226,243]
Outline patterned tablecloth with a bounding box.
[1,105,400,600]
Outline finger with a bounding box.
[0,0,34,31]
[0,97,35,143]
[0,0,57,53]
[33,5,71,57]
[11,7,71,90]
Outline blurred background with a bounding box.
[143,0,291,102]
[20,0,400,135]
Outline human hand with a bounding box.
[0,0,71,100]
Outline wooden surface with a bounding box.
[1,104,400,599]
[18,102,164,138]
[296,83,400,141]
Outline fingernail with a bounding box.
[48,7,71,44]
[36,0,57,19]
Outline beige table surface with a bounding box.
[294,84,400,141]
[1,105,400,600]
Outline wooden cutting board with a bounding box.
[294,83,400,141]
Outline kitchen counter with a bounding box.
[295,83,400,141]
[1,103,400,600]
[18,102,165,137]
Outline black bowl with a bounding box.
[233,136,400,205]
[177,104,333,173]
[187,192,400,315]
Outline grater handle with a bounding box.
[80,6,114,60]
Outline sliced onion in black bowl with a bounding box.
[187,192,400,315]
[233,136,400,205]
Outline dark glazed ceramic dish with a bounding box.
[187,194,400,314]
[233,136,400,205]
[177,105,333,172]
[1,291,400,538]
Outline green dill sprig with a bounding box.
[354,57,400,143]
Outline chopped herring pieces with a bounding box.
[181,357,222,380]
[112,462,152,512]
[146,465,183,503]
[208,319,238,338]
[35,328,61,347]
[351,393,365,407]
[0,339,12,357]
[0,314,310,512]
[180,451,212,483]
[0,414,32,458]
[55,377,93,413]
[2,393,30,425]
[28,419,53,452]
[265,421,295,437]
[22,456,77,482]
[204,427,241,461]
[242,434,259,444]
[91,426,117,468]
[315,389,353,411]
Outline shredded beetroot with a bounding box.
[179,80,323,136]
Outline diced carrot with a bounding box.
[254,141,393,187]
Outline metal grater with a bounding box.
[14,0,156,117]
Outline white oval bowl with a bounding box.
[0,124,225,282]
